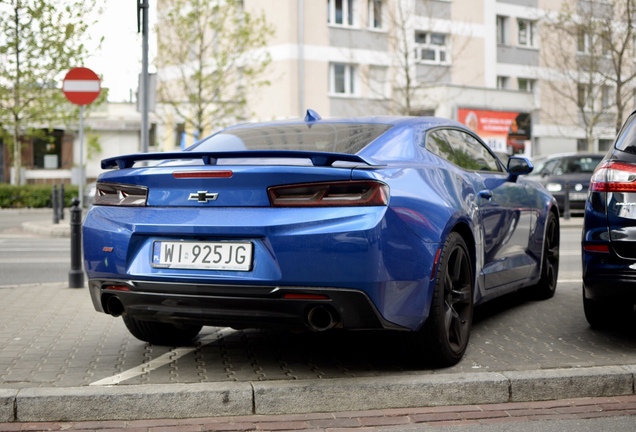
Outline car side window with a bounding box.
[541,159,560,175]
[426,129,453,161]
[426,129,503,172]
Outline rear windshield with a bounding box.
[188,123,392,155]
[615,112,636,154]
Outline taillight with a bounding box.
[173,170,233,179]
[583,244,610,253]
[268,181,389,207]
[590,161,636,192]
[94,183,148,206]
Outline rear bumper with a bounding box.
[582,250,636,302]
[582,276,636,301]
[89,279,407,332]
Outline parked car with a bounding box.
[527,153,604,215]
[82,111,560,367]
[582,112,636,329]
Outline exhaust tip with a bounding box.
[105,295,125,317]
[307,306,339,332]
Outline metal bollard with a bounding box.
[59,184,65,221]
[52,185,59,224]
[68,198,84,288]
[563,181,571,220]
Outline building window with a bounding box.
[368,65,387,98]
[175,123,186,149]
[577,139,588,152]
[577,30,590,53]
[328,0,355,26]
[602,85,615,108]
[414,31,449,64]
[601,31,611,56]
[599,139,613,151]
[330,63,356,95]
[579,30,611,56]
[518,78,534,92]
[497,76,509,89]
[497,16,508,45]
[368,0,382,29]
[518,19,536,48]
[578,84,592,110]
[33,129,63,169]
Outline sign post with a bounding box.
[62,67,100,289]
[62,67,101,208]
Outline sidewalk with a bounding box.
[4,395,636,431]
[4,214,635,425]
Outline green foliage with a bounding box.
[0,0,102,184]
[86,132,102,161]
[156,0,275,135]
[0,184,79,209]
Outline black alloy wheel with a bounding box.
[406,231,474,367]
[531,211,559,300]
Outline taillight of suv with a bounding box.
[589,161,636,193]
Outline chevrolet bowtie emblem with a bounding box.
[188,191,219,203]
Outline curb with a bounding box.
[2,366,634,423]
[20,221,70,238]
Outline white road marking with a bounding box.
[89,328,236,386]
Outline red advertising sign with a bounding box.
[62,67,101,106]
[458,108,531,155]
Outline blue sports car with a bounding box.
[82,110,560,367]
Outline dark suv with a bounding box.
[582,112,636,328]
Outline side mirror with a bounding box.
[508,156,534,176]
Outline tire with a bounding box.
[530,211,559,300]
[583,288,633,330]
[122,315,202,345]
[406,232,474,368]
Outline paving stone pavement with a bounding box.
[1,214,636,424]
[2,277,635,390]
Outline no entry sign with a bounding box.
[62,67,101,105]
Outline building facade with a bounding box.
[156,0,634,158]
[1,103,144,185]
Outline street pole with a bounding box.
[79,105,85,208]
[139,0,150,153]
[298,0,304,117]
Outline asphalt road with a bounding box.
[0,209,69,286]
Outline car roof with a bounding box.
[221,115,467,132]
[533,152,604,160]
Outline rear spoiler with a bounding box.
[101,151,381,169]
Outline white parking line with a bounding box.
[89,327,236,386]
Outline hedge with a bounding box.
[0,184,80,209]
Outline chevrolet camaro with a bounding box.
[83,110,560,367]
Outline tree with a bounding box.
[156,0,274,139]
[359,0,472,116]
[541,0,636,152]
[0,0,100,185]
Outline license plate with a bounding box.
[152,241,253,271]
[569,192,588,201]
